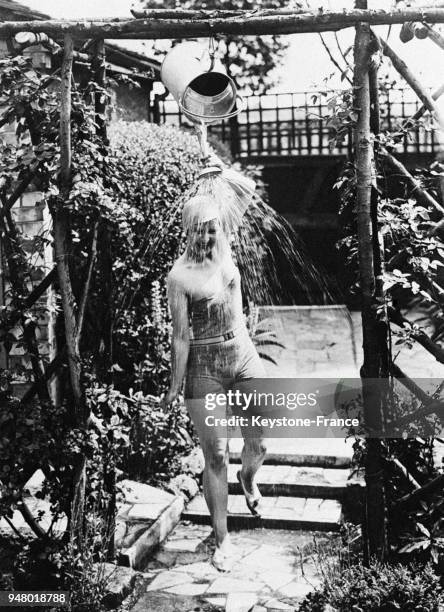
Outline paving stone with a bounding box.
[225,592,258,612]
[241,548,297,575]
[174,550,210,565]
[163,537,203,552]
[204,596,227,608]
[263,599,294,611]
[153,550,178,567]
[132,591,214,612]
[145,570,193,592]
[164,582,209,596]
[207,577,264,594]
[259,571,296,591]
[172,561,219,580]
[127,502,171,521]
[278,581,313,598]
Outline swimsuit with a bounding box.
[184,269,266,400]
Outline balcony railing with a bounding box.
[151,88,440,158]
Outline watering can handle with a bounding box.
[178,93,245,123]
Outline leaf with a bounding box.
[399,540,429,553]
[417,522,431,538]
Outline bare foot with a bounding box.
[237,470,263,517]
[212,536,235,572]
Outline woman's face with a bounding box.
[189,218,222,260]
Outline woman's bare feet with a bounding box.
[211,536,235,572]
[237,470,263,517]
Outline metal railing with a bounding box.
[151,88,440,158]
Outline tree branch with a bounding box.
[395,473,444,508]
[19,349,65,406]
[379,148,444,214]
[388,306,444,364]
[319,33,353,85]
[378,35,444,128]
[17,499,50,540]
[0,267,56,340]
[76,220,98,347]
[424,23,444,51]
[392,81,444,144]
[390,362,444,427]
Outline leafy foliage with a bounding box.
[325,71,444,566]
[299,560,444,612]
[140,0,293,94]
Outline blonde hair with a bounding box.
[181,195,222,230]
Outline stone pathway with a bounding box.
[130,522,337,611]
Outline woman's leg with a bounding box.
[239,436,267,501]
[233,375,267,506]
[185,393,230,550]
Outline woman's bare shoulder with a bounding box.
[167,257,189,292]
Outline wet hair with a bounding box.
[181,195,222,231]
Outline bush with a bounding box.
[299,560,444,612]
[123,392,195,485]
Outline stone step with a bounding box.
[228,438,353,468]
[227,464,349,499]
[183,493,342,532]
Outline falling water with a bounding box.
[111,120,345,360]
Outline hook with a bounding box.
[207,22,216,72]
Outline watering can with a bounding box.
[160,41,242,124]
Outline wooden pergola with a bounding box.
[2,3,444,563]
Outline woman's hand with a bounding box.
[161,388,178,410]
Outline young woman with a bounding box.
[163,192,267,572]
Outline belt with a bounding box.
[190,326,242,346]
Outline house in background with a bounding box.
[0,0,160,384]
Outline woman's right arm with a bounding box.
[163,273,190,405]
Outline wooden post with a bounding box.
[53,33,87,544]
[354,2,388,562]
[91,39,116,559]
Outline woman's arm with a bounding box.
[164,273,190,405]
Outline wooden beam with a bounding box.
[424,23,444,50]
[378,36,444,128]
[130,8,305,19]
[3,9,444,39]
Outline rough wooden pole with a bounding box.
[424,23,444,50]
[91,39,116,559]
[53,33,86,544]
[3,9,444,39]
[354,8,388,562]
[378,36,444,129]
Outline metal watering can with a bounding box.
[160,41,243,124]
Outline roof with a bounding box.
[0,2,161,82]
[0,0,50,20]
[105,43,161,78]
